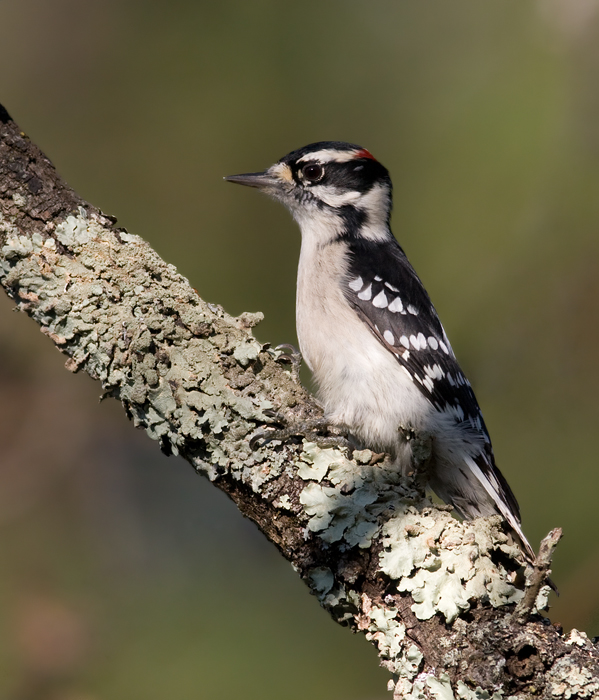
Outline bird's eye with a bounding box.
[301,163,324,183]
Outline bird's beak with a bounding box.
[224,171,279,189]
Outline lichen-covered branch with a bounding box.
[1,105,597,699]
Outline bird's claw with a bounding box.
[262,408,285,422]
[249,429,277,450]
[250,418,353,453]
[275,344,303,382]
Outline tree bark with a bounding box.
[1,104,598,699]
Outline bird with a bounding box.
[225,140,535,562]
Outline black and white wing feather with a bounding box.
[342,237,532,557]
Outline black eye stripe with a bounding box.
[291,158,390,195]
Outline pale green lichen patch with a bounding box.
[54,206,102,246]
[393,674,504,700]
[300,480,384,547]
[275,494,293,510]
[533,584,551,614]
[232,338,262,367]
[0,208,280,496]
[297,442,521,624]
[380,509,522,623]
[548,655,599,698]
[427,674,457,700]
[565,629,590,647]
[298,443,420,548]
[363,604,426,697]
[307,566,360,624]
[423,674,504,700]
[296,441,345,481]
[456,681,503,699]
[364,604,407,667]
[308,566,335,597]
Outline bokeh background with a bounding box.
[1,1,599,698]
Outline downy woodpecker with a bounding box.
[226,141,534,561]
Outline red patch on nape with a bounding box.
[355,148,377,161]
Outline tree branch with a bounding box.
[1,106,598,699]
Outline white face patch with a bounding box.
[354,183,392,242]
[309,185,362,208]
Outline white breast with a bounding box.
[295,236,431,453]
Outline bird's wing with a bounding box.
[342,237,525,538]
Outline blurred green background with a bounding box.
[1,1,599,698]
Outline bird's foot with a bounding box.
[398,424,433,490]
[250,415,353,453]
[275,343,303,383]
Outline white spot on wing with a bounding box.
[385,282,399,292]
[417,332,427,348]
[374,275,382,281]
[424,364,444,380]
[349,276,363,292]
[399,335,410,349]
[410,334,420,350]
[439,340,449,354]
[372,290,388,308]
[427,336,439,350]
[358,284,372,301]
[383,330,394,345]
[388,297,404,313]
[407,305,419,315]
[402,349,410,360]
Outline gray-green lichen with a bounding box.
[0,208,280,490]
[297,438,548,697]
[298,442,523,624]
[390,675,505,700]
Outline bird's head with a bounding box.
[225,141,393,244]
